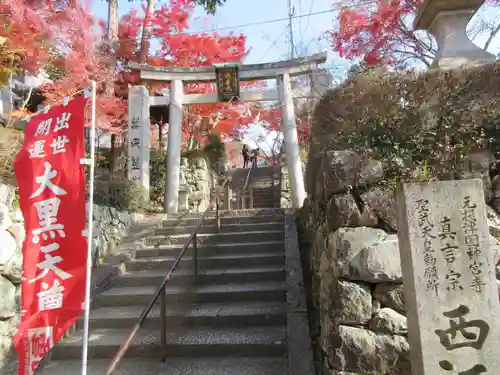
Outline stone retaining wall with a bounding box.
[299,150,500,375]
[0,183,140,370]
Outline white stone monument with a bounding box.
[396,179,500,375]
[414,0,495,70]
[127,85,150,192]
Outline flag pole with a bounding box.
[81,80,97,375]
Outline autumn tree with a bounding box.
[1,0,277,143]
[116,1,268,147]
[38,1,126,132]
[330,0,500,68]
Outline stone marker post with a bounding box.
[396,179,500,375]
[127,85,150,193]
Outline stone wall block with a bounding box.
[315,151,383,200]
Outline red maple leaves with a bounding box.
[330,0,433,67]
[3,0,280,141]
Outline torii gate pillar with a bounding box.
[278,73,306,208]
[164,79,184,213]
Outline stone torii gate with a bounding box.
[127,52,331,213]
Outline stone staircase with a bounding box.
[37,209,314,375]
[229,167,280,208]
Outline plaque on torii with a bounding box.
[213,62,240,102]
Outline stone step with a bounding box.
[78,301,287,329]
[145,231,283,247]
[162,214,283,227]
[164,208,282,218]
[112,266,285,287]
[250,197,277,203]
[251,193,276,198]
[253,203,278,209]
[126,249,285,270]
[95,281,286,307]
[51,326,287,359]
[37,357,286,375]
[250,197,278,203]
[155,222,283,236]
[251,188,278,194]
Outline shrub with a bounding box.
[93,169,149,212]
[307,62,500,192]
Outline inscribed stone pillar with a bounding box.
[396,179,500,375]
[414,0,494,69]
[277,73,306,209]
[127,85,150,192]
[164,80,184,213]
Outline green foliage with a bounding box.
[150,150,167,206]
[308,62,500,188]
[93,169,149,212]
[193,0,229,14]
[202,132,225,166]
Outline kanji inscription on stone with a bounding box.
[396,179,500,375]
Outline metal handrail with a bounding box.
[240,166,253,209]
[105,178,228,375]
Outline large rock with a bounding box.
[6,223,25,248]
[318,223,337,314]
[2,249,22,284]
[322,325,411,374]
[337,281,372,325]
[315,151,383,200]
[312,222,330,310]
[369,308,407,335]
[299,197,315,244]
[0,277,16,319]
[487,205,500,241]
[459,150,495,203]
[0,231,16,268]
[373,283,405,314]
[491,174,500,214]
[326,194,378,232]
[347,235,402,283]
[491,234,500,266]
[328,227,401,283]
[361,186,398,231]
[328,227,388,276]
[0,315,19,362]
[0,204,11,231]
[0,184,15,209]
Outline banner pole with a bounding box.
[81,80,97,375]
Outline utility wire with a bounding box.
[258,25,290,62]
[102,8,336,44]
[149,8,336,38]
[302,0,316,40]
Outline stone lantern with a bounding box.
[414,0,495,69]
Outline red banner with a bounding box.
[13,96,89,375]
